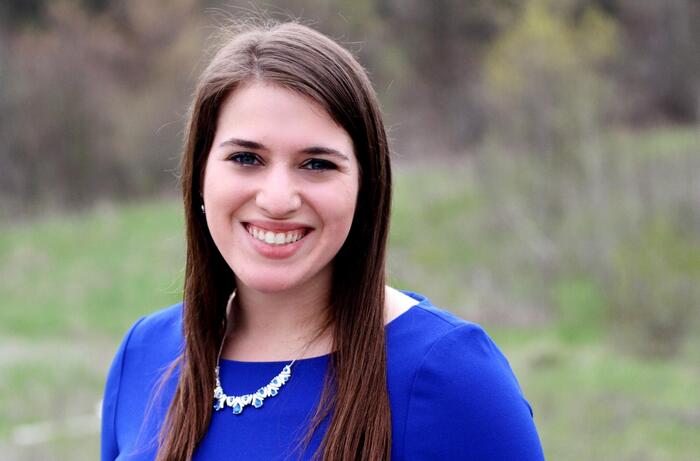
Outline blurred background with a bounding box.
[0,0,698,459]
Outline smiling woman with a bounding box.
[100,21,544,461]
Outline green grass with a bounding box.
[0,201,185,338]
[0,200,187,460]
[389,163,488,311]
[1,130,699,460]
[492,328,700,461]
[608,126,700,159]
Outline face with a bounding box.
[202,81,359,295]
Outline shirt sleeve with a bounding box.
[402,324,545,460]
[100,317,146,461]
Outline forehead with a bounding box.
[213,81,354,155]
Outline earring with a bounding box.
[201,204,206,214]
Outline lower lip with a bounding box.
[244,225,311,259]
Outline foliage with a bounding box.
[551,276,605,343]
[610,0,700,124]
[483,0,618,155]
[608,218,700,357]
[476,1,699,358]
[2,0,698,216]
[0,0,201,217]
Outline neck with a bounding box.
[222,274,333,361]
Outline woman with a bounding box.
[101,21,544,461]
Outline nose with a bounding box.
[255,166,302,217]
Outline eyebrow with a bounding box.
[219,138,350,162]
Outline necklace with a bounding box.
[212,290,295,415]
[213,361,293,414]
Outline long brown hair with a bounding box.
[156,21,393,460]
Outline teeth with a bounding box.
[247,225,306,246]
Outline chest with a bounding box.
[114,354,417,461]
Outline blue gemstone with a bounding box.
[253,397,263,408]
[269,388,278,396]
[214,400,223,411]
[232,403,242,414]
[272,378,279,386]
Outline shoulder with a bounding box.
[388,292,522,408]
[106,302,184,394]
[388,292,544,460]
[387,291,493,362]
[101,303,184,460]
[121,303,184,357]
[388,292,521,395]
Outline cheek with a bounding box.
[203,161,228,198]
[203,165,251,210]
[320,181,359,231]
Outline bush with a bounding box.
[607,217,700,357]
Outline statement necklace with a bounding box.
[212,290,295,415]
[213,361,293,414]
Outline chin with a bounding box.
[235,272,305,295]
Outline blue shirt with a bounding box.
[101,292,545,460]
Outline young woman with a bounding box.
[101,22,545,461]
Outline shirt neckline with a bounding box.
[219,291,429,366]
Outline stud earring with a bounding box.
[201,204,206,214]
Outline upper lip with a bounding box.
[244,220,313,232]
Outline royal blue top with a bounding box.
[101,292,545,460]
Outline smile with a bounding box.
[245,224,309,246]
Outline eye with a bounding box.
[227,152,261,166]
[300,158,337,171]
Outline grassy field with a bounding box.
[0,201,186,460]
[1,137,699,459]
